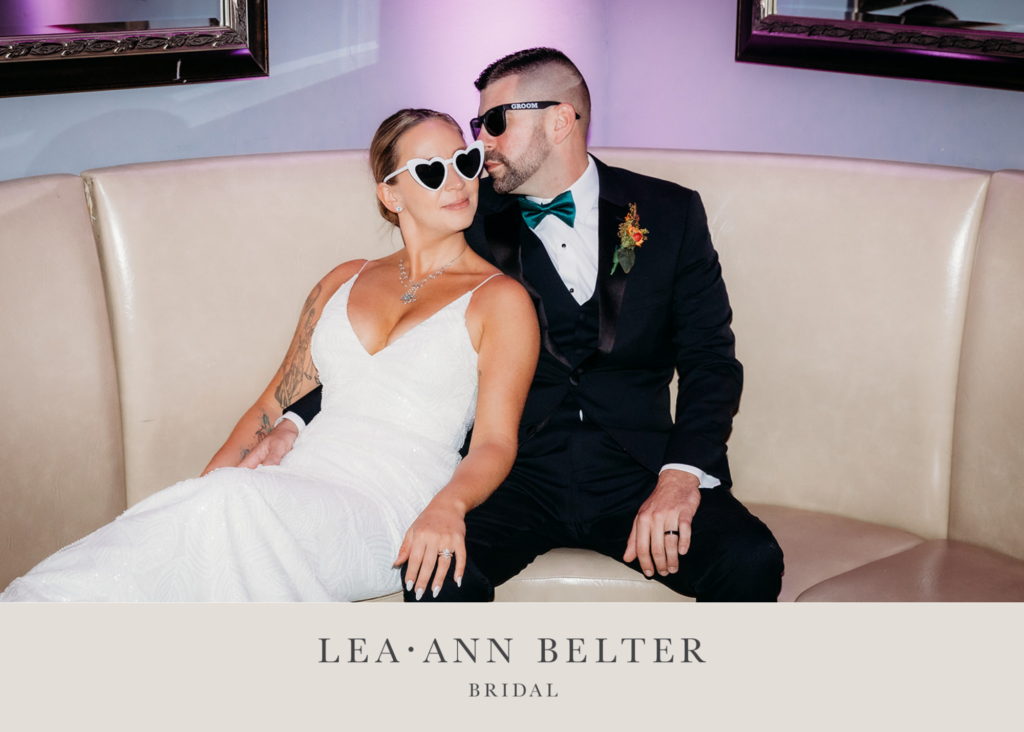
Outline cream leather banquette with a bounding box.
[3,149,1023,601]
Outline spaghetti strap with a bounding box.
[343,259,371,290]
[470,273,505,293]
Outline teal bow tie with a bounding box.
[519,191,576,229]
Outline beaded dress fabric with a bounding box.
[1,270,493,602]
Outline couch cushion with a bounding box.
[0,175,126,589]
[494,548,691,602]
[950,171,1024,561]
[595,150,990,540]
[747,503,924,601]
[795,540,1024,601]
[363,548,691,602]
[82,153,399,505]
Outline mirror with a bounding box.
[737,0,1024,92]
[0,0,267,98]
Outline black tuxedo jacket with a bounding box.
[287,157,742,488]
[466,157,741,487]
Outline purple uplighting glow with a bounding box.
[3,0,1024,185]
[1,0,219,37]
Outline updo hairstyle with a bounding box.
[370,108,465,226]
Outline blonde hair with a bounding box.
[370,109,464,226]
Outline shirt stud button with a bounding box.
[561,243,566,248]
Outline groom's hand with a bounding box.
[624,469,701,577]
[237,419,299,469]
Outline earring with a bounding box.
[396,206,403,212]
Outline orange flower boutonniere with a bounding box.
[611,203,648,275]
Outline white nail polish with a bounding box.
[415,587,424,601]
[455,576,462,588]
[432,585,440,598]
[406,580,413,592]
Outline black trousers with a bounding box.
[405,400,784,602]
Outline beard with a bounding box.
[486,123,551,194]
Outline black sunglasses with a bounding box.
[469,101,580,140]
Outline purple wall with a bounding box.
[604,1,1024,171]
[1,0,1023,183]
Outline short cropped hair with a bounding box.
[474,48,591,132]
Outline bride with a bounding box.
[1,109,539,602]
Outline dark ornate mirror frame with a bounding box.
[736,0,1024,93]
[0,0,267,98]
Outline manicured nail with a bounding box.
[455,576,462,588]
[415,587,424,601]
[669,567,678,574]
[406,580,413,592]
[644,569,654,577]
[432,585,440,598]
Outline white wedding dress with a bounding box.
[1,269,498,602]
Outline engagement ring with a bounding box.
[438,548,453,559]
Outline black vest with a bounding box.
[521,236,600,371]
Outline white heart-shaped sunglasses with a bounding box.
[383,140,484,191]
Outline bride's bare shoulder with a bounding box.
[313,259,372,300]
[469,273,538,333]
[473,272,531,307]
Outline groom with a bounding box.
[281,48,783,601]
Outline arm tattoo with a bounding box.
[240,410,273,461]
[254,410,273,442]
[275,284,322,409]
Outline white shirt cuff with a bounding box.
[274,412,306,432]
[660,463,720,489]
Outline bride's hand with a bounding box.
[235,419,299,470]
[393,498,467,600]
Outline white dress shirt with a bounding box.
[523,156,720,489]
[524,156,602,306]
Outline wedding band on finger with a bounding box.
[664,530,680,536]
[438,548,453,559]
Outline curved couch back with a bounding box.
[950,171,1024,559]
[80,149,1000,542]
[598,150,989,539]
[0,175,126,589]
[83,152,399,506]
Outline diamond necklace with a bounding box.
[398,247,467,305]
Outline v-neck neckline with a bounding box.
[344,270,474,358]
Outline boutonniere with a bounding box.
[611,203,648,275]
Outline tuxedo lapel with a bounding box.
[595,195,629,357]
[484,204,570,368]
[575,158,630,370]
[482,204,522,278]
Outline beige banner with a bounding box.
[0,603,1018,729]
